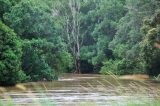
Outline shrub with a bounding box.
[100,59,123,75]
[22,39,73,81]
[100,59,145,75]
[22,39,57,81]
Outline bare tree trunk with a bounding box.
[55,0,82,73]
[69,0,81,74]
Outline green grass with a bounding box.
[153,74,160,81]
[127,101,160,106]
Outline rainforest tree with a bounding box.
[0,21,26,85]
[141,10,160,75]
[1,0,160,85]
[3,0,72,81]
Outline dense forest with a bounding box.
[0,0,160,86]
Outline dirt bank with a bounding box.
[119,74,149,81]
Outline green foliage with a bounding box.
[22,39,56,81]
[100,59,145,75]
[80,0,126,72]
[100,60,122,75]
[0,0,21,20]
[141,10,160,75]
[1,0,160,84]
[1,0,73,82]
[4,0,55,39]
[48,51,73,73]
[22,39,73,81]
[0,21,26,85]
[0,0,11,19]
[107,0,160,75]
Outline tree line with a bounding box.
[0,0,160,85]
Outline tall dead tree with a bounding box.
[54,0,83,73]
[68,0,81,73]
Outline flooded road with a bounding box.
[0,74,160,106]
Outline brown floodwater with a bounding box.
[0,74,160,106]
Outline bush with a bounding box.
[22,39,57,81]
[100,59,145,75]
[22,39,73,81]
[46,51,73,74]
[0,21,26,86]
[100,59,123,75]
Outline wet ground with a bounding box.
[0,74,160,106]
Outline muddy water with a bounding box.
[0,74,160,106]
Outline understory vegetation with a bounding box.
[0,0,160,85]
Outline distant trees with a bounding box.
[33,0,160,76]
[1,0,160,86]
[104,0,160,75]
[79,0,126,73]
